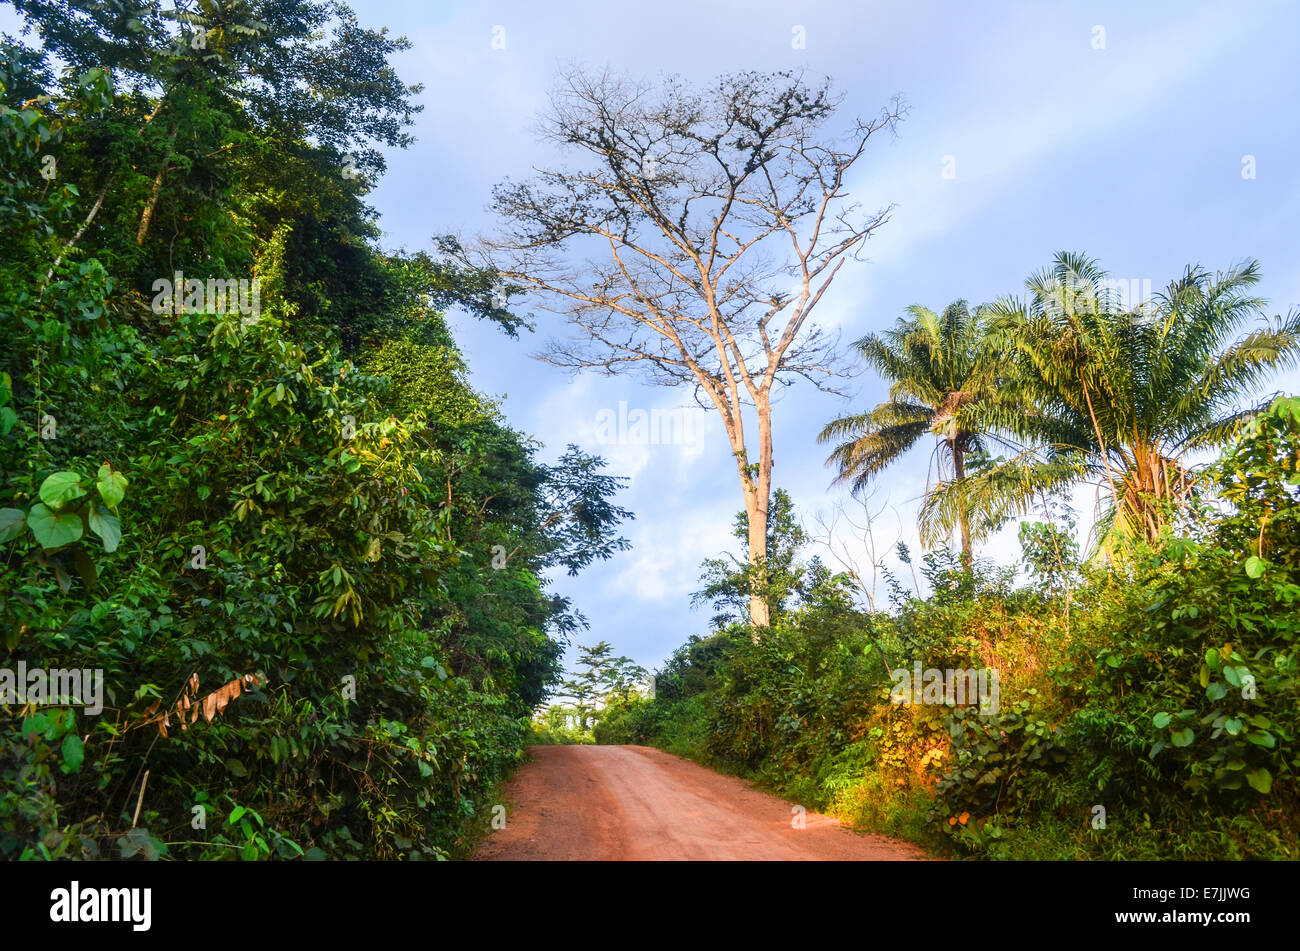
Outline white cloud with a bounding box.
[609,512,736,603]
[531,374,727,484]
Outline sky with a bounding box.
[8,0,1300,675]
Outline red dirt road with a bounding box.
[474,744,928,861]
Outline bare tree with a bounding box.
[810,489,898,613]
[475,67,904,630]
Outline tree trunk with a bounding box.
[135,163,168,246]
[136,124,178,246]
[721,387,774,636]
[44,97,175,290]
[952,438,972,567]
[745,394,774,634]
[1131,441,1166,545]
[745,491,771,632]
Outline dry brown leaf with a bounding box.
[144,670,262,737]
[219,679,241,712]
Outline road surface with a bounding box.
[474,744,928,861]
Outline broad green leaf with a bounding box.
[27,503,83,549]
[96,463,128,510]
[1245,768,1272,794]
[1244,555,1266,579]
[1204,649,1221,671]
[39,471,86,508]
[1152,712,1172,729]
[0,507,25,543]
[61,734,84,771]
[87,504,121,553]
[1170,727,1195,748]
[22,713,49,739]
[118,827,149,859]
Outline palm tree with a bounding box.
[818,300,1003,565]
[938,252,1300,555]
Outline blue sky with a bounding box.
[362,0,1300,674]
[9,1,1300,676]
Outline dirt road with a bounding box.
[474,744,927,861]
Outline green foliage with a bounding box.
[529,708,595,747]
[931,253,1300,558]
[1071,396,1299,809]
[819,300,1011,560]
[621,409,1300,858]
[694,488,813,627]
[0,11,630,861]
[544,641,648,740]
[932,699,1068,821]
[1017,499,1081,599]
[8,3,1297,867]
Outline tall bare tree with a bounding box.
[475,67,904,630]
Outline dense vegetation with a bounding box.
[599,289,1300,858]
[5,4,1297,864]
[529,641,646,745]
[1,3,629,860]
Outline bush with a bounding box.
[619,397,1300,859]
